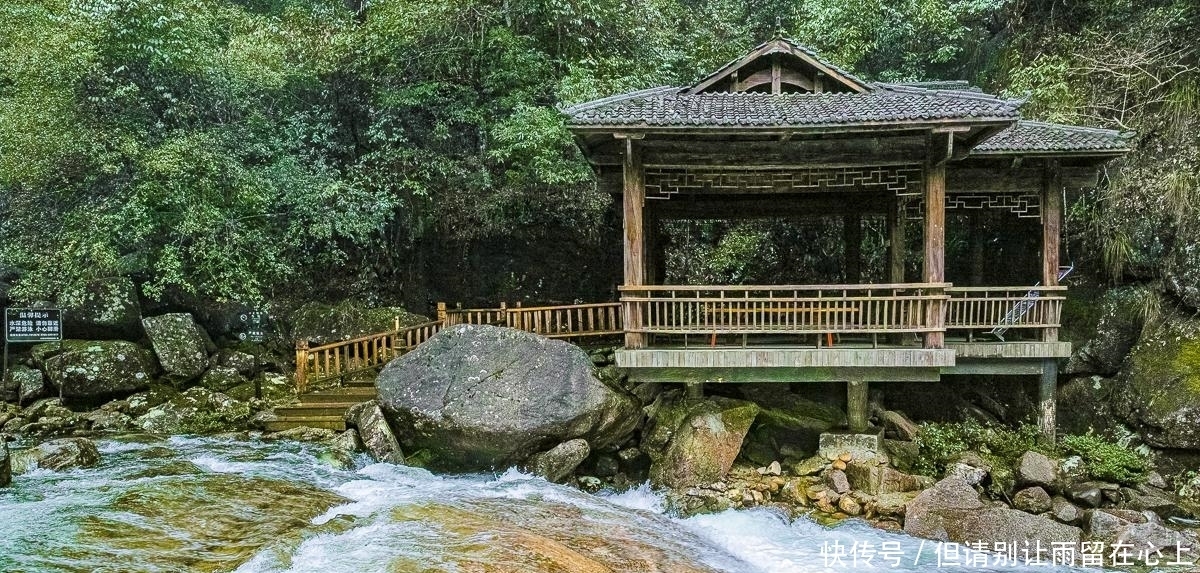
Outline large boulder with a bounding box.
[1064,287,1149,376]
[906,477,1081,546]
[10,437,100,473]
[58,277,143,340]
[376,325,639,471]
[33,340,157,400]
[1112,310,1200,449]
[643,392,759,488]
[142,313,210,383]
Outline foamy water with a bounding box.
[0,435,1106,572]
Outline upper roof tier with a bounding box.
[564,38,1133,156]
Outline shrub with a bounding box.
[1060,433,1150,485]
[911,420,1047,480]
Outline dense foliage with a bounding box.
[1,0,1195,314]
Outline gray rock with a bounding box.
[199,367,244,392]
[0,441,10,487]
[904,477,986,540]
[83,408,134,432]
[1114,522,1199,560]
[11,437,100,473]
[791,456,827,476]
[142,313,210,382]
[3,366,47,404]
[134,387,248,434]
[348,401,403,464]
[331,429,363,454]
[592,454,619,478]
[34,341,157,400]
[643,393,758,488]
[907,479,1081,547]
[1013,486,1053,514]
[1086,509,1130,540]
[1121,485,1187,519]
[377,325,639,472]
[1067,481,1116,508]
[1064,287,1146,376]
[828,469,851,494]
[525,439,590,483]
[1015,451,1058,489]
[1050,496,1083,525]
[216,349,257,375]
[58,278,143,340]
[946,462,988,486]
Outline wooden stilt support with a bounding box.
[685,382,704,401]
[848,380,869,433]
[622,136,647,349]
[1039,359,1057,444]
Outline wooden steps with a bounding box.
[266,386,376,432]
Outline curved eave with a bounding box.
[968,148,1133,158]
[567,117,1016,136]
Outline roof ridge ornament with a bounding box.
[774,17,785,39]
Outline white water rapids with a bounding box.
[0,435,1103,572]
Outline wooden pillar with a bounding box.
[888,198,906,283]
[294,340,309,394]
[1042,160,1063,342]
[1039,359,1058,444]
[923,161,946,349]
[844,213,862,284]
[622,137,647,349]
[847,380,869,432]
[645,207,659,285]
[969,212,985,286]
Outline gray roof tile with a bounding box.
[565,86,1021,127]
[974,121,1134,153]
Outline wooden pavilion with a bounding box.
[564,38,1131,440]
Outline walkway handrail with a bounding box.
[620,284,950,336]
[945,286,1066,339]
[294,319,442,393]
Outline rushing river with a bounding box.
[0,435,1099,572]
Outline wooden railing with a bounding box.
[619,284,950,341]
[945,286,1066,340]
[294,320,442,393]
[441,302,622,339]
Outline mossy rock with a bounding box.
[33,340,158,401]
[1065,286,1158,376]
[645,393,759,488]
[58,277,143,340]
[1116,309,1200,449]
[289,301,426,345]
[142,313,210,383]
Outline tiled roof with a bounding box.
[565,86,1022,127]
[886,80,982,92]
[974,121,1134,153]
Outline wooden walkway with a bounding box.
[275,286,1066,430]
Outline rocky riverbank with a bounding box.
[5,318,1200,567]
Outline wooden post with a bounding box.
[969,212,984,286]
[645,207,659,285]
[923,160,946,349]
[1039,358,1058,444]
[436,302,448,324]
[844,213,862,284]
[622,136,647,349]
[294,340,309,394]
[685,381,704,402]
[848,380,869,433]
[1042,160,1063,343]
[888,198,906,283]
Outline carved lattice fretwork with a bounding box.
[904,192,1042,220]
[644,165,924,199]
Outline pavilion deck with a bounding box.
[616,282,1067,381]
